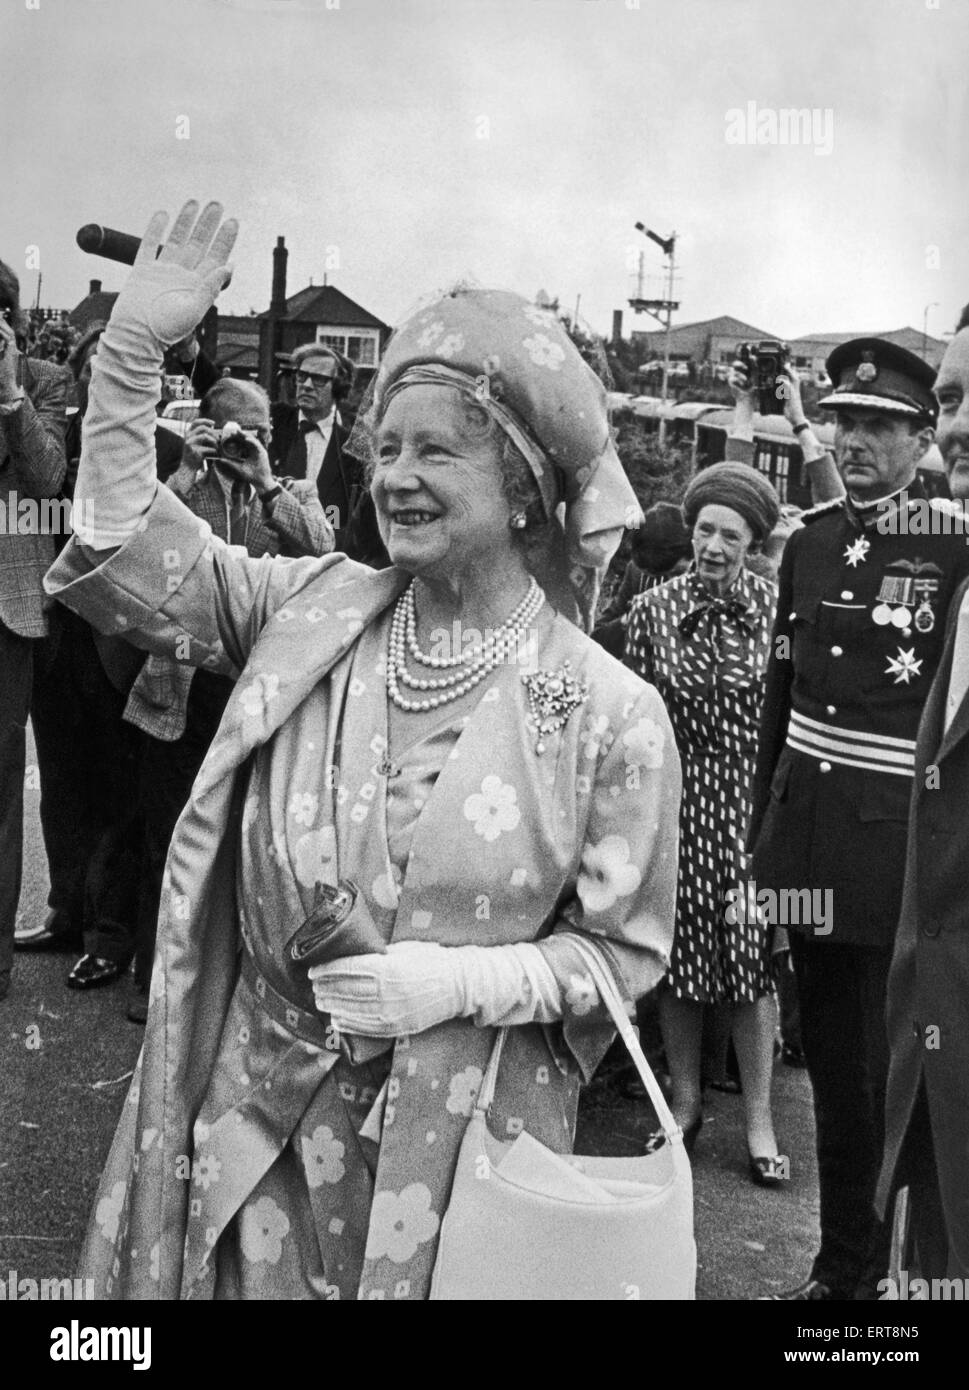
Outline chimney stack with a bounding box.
[90,279,102,296]
[611,309,623,346]
[271,236,288,313]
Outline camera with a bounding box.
[212,422,258,465]
[737,340,790,416]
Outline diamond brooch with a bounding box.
[522,662,589,754]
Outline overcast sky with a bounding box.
[3,0,967,342]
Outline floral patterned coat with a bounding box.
[45,484,681,1300]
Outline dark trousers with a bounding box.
[790,932,893,1297]
[894,1085,966,1282]
[133,671,232,988]
[777,962,802,1051]
[0,622,33,985]
[30,607,142,939]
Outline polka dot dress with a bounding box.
[625,566,777,1004]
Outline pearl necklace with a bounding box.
[387,578,545,712]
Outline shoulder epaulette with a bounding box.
[800,498,845,525]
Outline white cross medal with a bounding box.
[886,647,923,685]
[844,537,870,568]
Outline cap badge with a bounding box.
[855,352,878,385]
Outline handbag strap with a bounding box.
[474,938,680,1143]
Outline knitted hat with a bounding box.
[683,462,780,544]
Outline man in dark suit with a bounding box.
[270,343,356,548]
[877,307,969,1283]
[748,339,969,1300]
[0,259,68,1001]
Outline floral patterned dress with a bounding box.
[50,486,683,1301]
[625,566,777,1004]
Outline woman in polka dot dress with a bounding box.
[625,463,787,1186]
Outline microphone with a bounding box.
[76,224,149,264]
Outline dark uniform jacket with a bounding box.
[876,571,969,1268]
[748,482,969,946]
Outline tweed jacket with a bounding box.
[123,466,333,741]
[0,357,69,638]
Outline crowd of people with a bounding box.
[1,199,967,1300]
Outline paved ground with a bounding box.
[0,726,820,1299]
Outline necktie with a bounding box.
[228,482,247,546]
[944,590,969,733]
[299,419,317,436]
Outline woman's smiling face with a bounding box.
[371,384,518,582]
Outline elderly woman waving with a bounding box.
[48,202,681,1301]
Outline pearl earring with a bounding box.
[510,512,527,529]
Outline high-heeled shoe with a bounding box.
[748,1150,790,1188]
[644,1112,703,1157]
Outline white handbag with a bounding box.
[430,940,696,1300]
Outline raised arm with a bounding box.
[726,359,844,505]
[46,201,344,672]
[71,200,238,551]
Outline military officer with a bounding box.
[747,338,969,1301]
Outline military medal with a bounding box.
[886,647,923,685]
[912,575,940,634]
[914,598,935,634]
[872,570,919,633]
[844,537,870,568]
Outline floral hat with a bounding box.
[355,287,643,631]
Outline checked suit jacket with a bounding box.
[0,356,69,638]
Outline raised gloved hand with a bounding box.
[112,200,238,347]
[309,939,565,1038]
[73,200,239,551]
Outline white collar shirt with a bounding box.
[298,407,337,486]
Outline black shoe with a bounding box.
[14,910,83,953]
[762,1277,840,1301]
[781,1043,808,1068]
[66,954,126,990]
[126,982,149,1025]
[646,1111,702,1157]
[748,1151,791,1188]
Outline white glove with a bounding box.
[308,939,564,1038]
[112,200,238,347]
[73,200,238,550]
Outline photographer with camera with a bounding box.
[65,376,334,1021]
[0,258,69,1002]
[728,346,843,508]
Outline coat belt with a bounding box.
[786,710,916,777]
